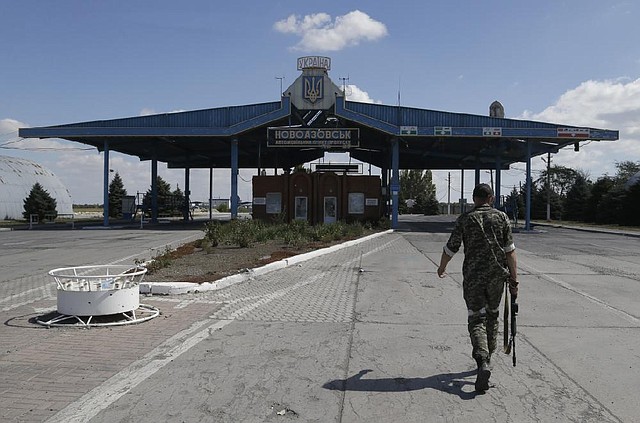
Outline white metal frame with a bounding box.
[37,265,159,328]
[36,304,159,328]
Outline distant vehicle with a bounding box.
[190,201,205,211]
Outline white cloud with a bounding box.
[344,84,382,104]
[519,77,640,179]
[140,108,186,116]
[1,118,23,135]
[139,108,156,116]
[433,78,640,201]
[274,10,388,52]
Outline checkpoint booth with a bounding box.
[252,167,382,225]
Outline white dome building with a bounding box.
[0,155,73,220]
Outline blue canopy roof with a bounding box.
[19,95,618,171]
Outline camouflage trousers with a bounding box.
[463,274,506,366]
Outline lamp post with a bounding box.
[275,76,285,97]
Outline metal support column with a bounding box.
[103,140,110,227]
[475,165,481,187]
[231,139,239,219]
[184,167,190,221]
[151,155,158,224]
[381,165,388,217]
[525,141,532,230]
[391,138,400,229]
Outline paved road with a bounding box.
[0,225,203,314]
[1,216,639,422]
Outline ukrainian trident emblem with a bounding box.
[303,76,323,104]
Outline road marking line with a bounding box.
[521,262,640,325]
[46,264,342,423]
[0,286,55,312]
[45,318,218,423]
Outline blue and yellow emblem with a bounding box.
[303,76,323,104]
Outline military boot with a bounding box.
[475,360,491,393]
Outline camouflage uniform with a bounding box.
[443,204,515,366]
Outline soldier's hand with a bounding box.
[509,277,519,297]
[437,266,447,278]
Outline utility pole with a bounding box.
[339,76,350,96]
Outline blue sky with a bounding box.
[2,1,639,204]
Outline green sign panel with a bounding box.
[434,126,452,136]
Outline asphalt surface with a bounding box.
[1,216,639,422]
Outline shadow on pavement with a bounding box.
[322,369,478,400]
[395,220,455,234]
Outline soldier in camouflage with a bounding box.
[437,183,518,393]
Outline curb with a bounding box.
[532,222,640,238]
[139,229,394,295]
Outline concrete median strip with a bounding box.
[139,229,393,295]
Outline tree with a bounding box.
[611,161,640,226]
[524,183,563,220]
[532,165,589,220]
[399,169,439,215]
[414,190,440,215]
[398,198,409,214]
[23,183,57,222]
[141,176,191,217]
[108,172,128,218]
[536,165,581,198]
[593,162,640,225]
[293,164,310,173]
[597,186,625,224]
[613,161,640,183]
[400,170,426,199]
[173,185,186,217]
[563,175,591,222]
[517,160,640,225]
[621,182,640,226]
[585,176,614,223]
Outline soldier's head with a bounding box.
[472,183,494,206]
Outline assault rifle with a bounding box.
[503,282,518,366]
